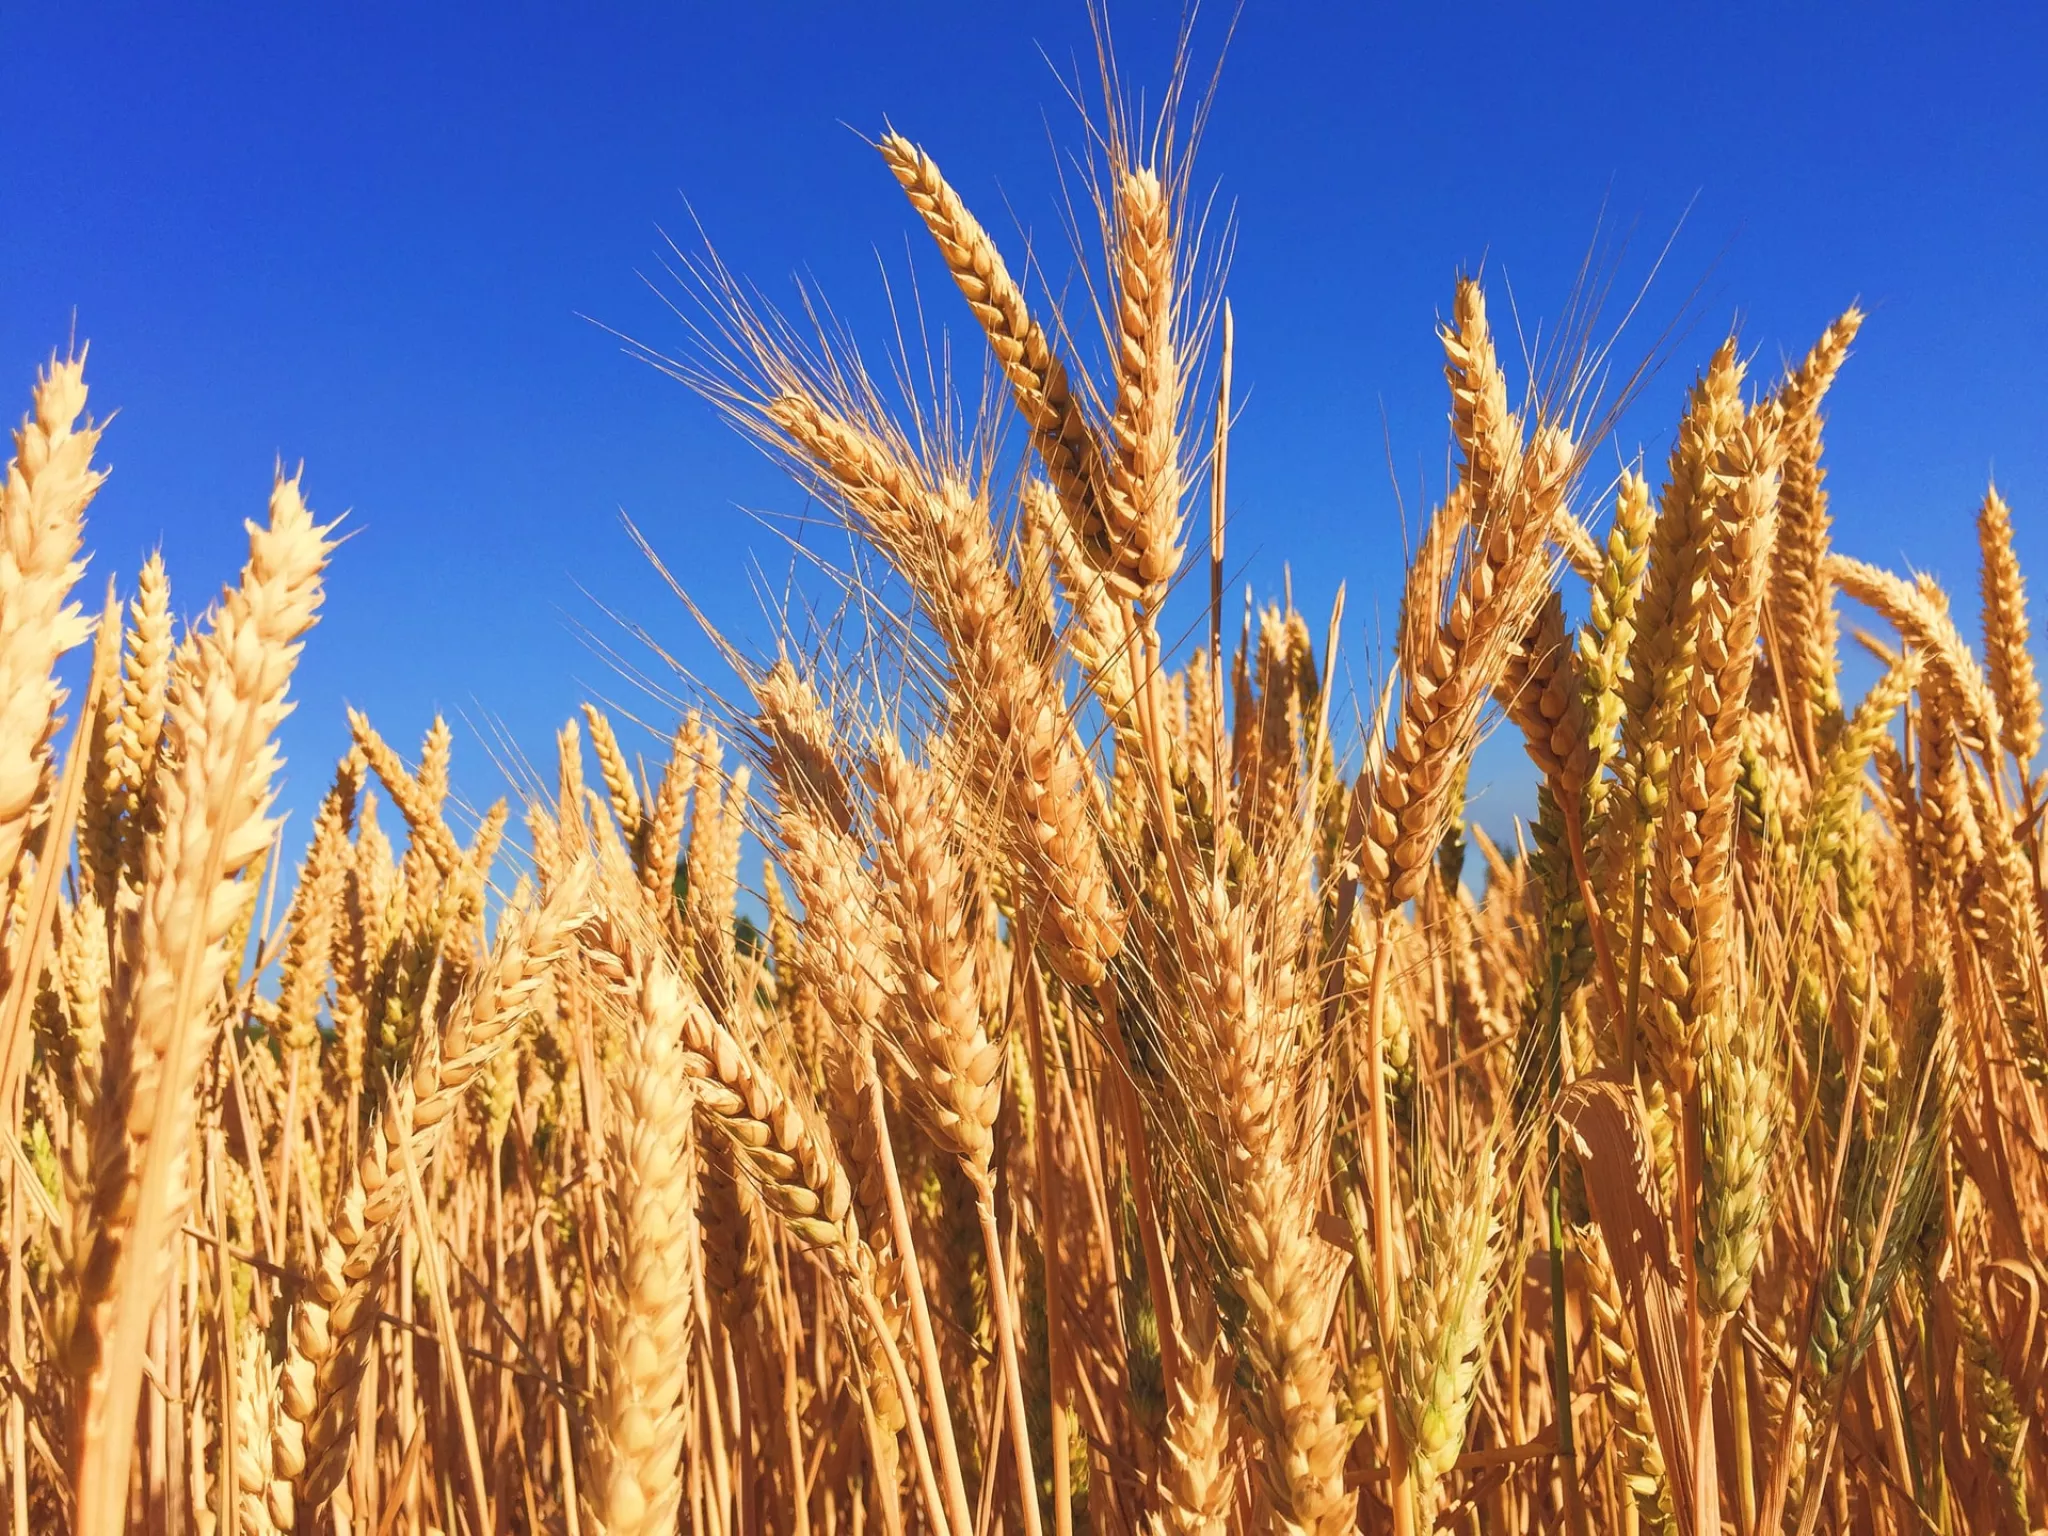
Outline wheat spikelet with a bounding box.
[1178,860,1351,1535]
[1955,1280,2030,1530]
[1440,280,1523,516]
[1807,982,1953,1392]
[1695,992,1781,1317]
[923,477,1127,985]
[638,710,703,902]
[232,1328,289,1536]
[347,708,465,881]
[682,725,747,1014]
[582,701,646,845]
[275,755,359,1063]
[1501,589,1594,809]
[1801,650,1923,877]
[1579,470,1653,821]
[1363,392,1570,907]
[1024,476,1141,744]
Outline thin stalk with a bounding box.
[1621,872,1646,1083]
[1548,1107,1587,1536]
[971,1177,1044,1536]
[1728,1328,1756,1536]
[1678,1088,1717,1536]
[398,1117,492,1536]
[1210,301,1232,696]
[6,1085,25,1536]
[1364,911,1414,1536]
[1757,985,1873,1533]
[866,1058,974,1536]
[1022,956,1073,1536]
[848,1273,949,1536]
[211,1136,237,1536]
[1092,981,1181,1397]
[1560,799,1625,1027]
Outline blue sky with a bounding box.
[3,3,2044,846]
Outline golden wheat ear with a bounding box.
[73,470,334,1532]
[0,353,102,896]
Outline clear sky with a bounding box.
[4,2,2044,845]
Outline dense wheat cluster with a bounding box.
[3,80,2046,1536]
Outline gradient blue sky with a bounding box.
[4,3,2044,843]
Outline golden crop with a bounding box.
[0,65,2041,1536]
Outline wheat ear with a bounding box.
[1389,1142,1504,1511]
[1766,307,1861,765]
[590,920,953,1536]
[1103,165,1185,610]
[347,708,465,880]
[1641,404,1785,1095]
[582,701,647,845]
[232,1328,290,1536]
[71,472,331,1531]
[83,550,172,897]
[1829,555,2004,772]
[1575,1227,1676,1532]
[583,946,701,1536]
[1976,485,2040,775]
[1599,342,1745,904]
[1184,864,1351,1535]
[0,353,100,891]
[877,132,1108,562]
[1361,281,1572,910]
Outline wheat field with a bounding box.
[1,68,2043,1536]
